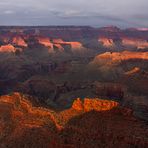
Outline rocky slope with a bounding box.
[98,37,114,47]
[121,38,148,49]
[72,98,119,111]
[0,26,148,54]
[91,51,148,64]
[89,51,148,79]
[0,93,147,148]
[0,44,16,52]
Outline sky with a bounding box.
[0,0,147,27]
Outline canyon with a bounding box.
[0,26,148,55]
[0,26,147,147]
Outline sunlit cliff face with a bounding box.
[93,51,148,64]
[98,37,148,49]
[0,36,85,53]
[88,51,148,82]
[38,37,53,47]
[0,93,120,134]
[0,93,59,129]
[98,38,114,47]
[0,44,15,52]
[35,37,84,53]
[124,67,140,75]
[70,42,83,49]
[52,39,65,44]
[12,37,27,47]
[38,37,55,53]
[122,38,148,49]
[54,44,65,52]
[53,39,83,48]
[72,98,119,112]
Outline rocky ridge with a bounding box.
[0,92,147,148]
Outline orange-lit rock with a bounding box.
[52,39,65,44]
[0,92,61,147]
[72,98,119,112]
[98,37,114,47]
[92,51,148,64]
[69,42,82,49]
[12,36,27,47]
[122,38,148,49]
[0,44,15,52]
[0,92,59,129]
[0,93,147,148]
[72,98,84,111]
[38,37,53,47]
[54,44,65,52]
[124,67,140,75]
[38,37,55,53]
[52,38,84,51]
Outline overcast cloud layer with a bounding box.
[0,0,147,27]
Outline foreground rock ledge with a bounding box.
[0,92,147,148]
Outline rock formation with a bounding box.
[38,37,54,53]
[0,26,148,54]
[124,67,140,75]
[0,26,147,147]
[0,93,147,148]
[72,98,119,111]
[12,36,27,47]
[0,44,15,52]
[98,37,114,47]
[122,38,148,49]
[90,51,148,69]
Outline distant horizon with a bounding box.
[0,25,148,30]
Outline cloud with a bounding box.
[0,0,147,27]
[3,10,15,14]
[133,14,148,20]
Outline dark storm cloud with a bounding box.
[0,0,147,27]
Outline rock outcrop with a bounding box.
[52,38,85,53]
[122,38,148,49]
[35,37,85,53]
[90,51,148,66]
[0,26,148,147]
[0,93,59,148]
[0,44,16,52]
[0,93,147,148]
[98,37,114,47]
[72,98,119,111]
[12,36,27,47]
[0,26,148,54]
[38,37,55,53]
[124,67,140,75]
